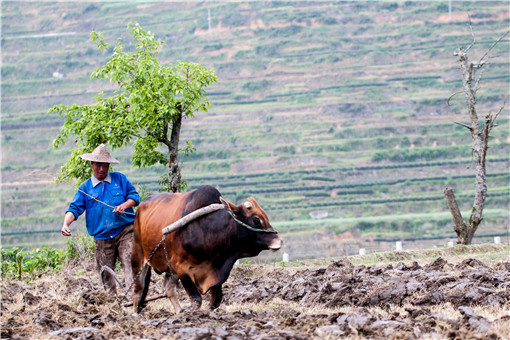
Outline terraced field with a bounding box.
[1,1,509,255]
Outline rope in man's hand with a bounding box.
[76,187,136,216]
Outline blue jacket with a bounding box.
[66,172,140,240]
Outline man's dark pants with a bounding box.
[94,224,134,294]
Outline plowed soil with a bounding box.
[1,249,509,339]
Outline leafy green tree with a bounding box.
[49,23,217,192]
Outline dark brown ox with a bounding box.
[131,185,282,313]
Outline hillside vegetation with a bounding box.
[1,1,509,254]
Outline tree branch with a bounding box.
[444,187,466,236]
[478,29,510,64]
[465,13,476,52]
[181,65,192,115]
[479,116,492,168]
[487,102,505,133]
[473,67,485,96]
[454,121,473,130]
[447,91,464,106]
[157,120,172,148]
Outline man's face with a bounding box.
[91,162,110,181]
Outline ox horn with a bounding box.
[220,196,236,212]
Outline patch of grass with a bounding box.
[348,243,510,266]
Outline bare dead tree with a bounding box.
[444,25,509,245]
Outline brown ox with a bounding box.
[131,185,282,313]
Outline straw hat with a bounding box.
[80,144,120,164]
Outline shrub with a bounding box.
[203,43,224,52]
[83,3,99,14]
[269,25,303,38]
[1,247,67,280]
[323,17,338,25]
[400,136,411,148]
[436,3,449,11]
[255,44,279,57]
[222,13,249,27]
[242,80,271,92]
[381,2,399,11]
[1,65,16,78]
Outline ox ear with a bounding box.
[220,196,237,213]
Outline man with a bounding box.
[61,144,140,294]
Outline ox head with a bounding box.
[219,196,282,251]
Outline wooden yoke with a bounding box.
[162,203,225,235]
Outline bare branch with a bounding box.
[447,91,464,106]
[444,187,466,237]
[487,102,505,133]
[478,29,510,64]
[454,121,473,130]
[473,67,485,95]
[480,116,491,167]
[465,13,476,52]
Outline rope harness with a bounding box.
[226,210,278,234]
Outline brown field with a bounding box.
[1,244,509,339]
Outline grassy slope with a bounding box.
[1,1,509,251]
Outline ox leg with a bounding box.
[133,265,151,313]
[181,275,202,309]
[163,273,182,314]
[209,284,223,310]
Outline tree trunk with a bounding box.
[445,44,497,245]
[444,186,474,244]
[168,110,182,193]
[458,46,488,230]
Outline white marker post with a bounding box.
[359,248,366,255]
[494,236,501,244]
[447,241,454,247]
[396,241,403,251]
[282,252,289,262]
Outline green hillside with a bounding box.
[1,1,509,256]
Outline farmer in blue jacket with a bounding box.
[61,144,140,294]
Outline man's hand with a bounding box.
[113,199,136,215]
[62,212,75,237]
[113,204,127,215]
[61,224,72,236]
